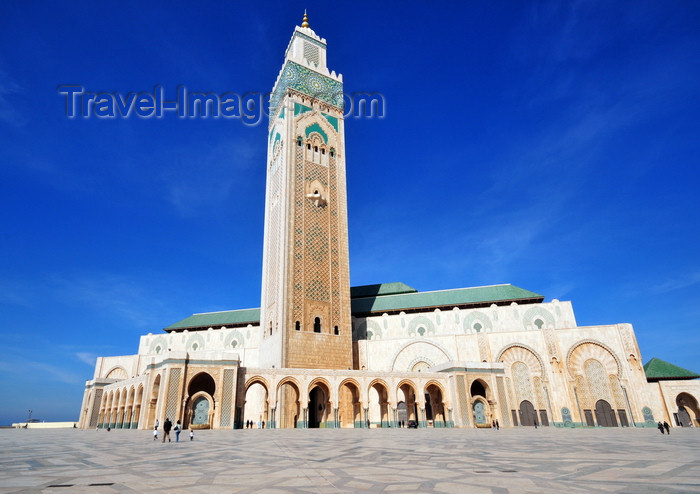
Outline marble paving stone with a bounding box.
[0,427,698,493]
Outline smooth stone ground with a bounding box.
[0,427,698,493]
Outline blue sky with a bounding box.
[1,1,698,425]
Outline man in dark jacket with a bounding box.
[163,418,172,443]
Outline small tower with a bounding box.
[259,13,352,370]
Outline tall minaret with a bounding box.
[259,13,352,369]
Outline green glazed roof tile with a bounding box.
[350,282,418,298]
[643,357,700,380]
[164,308,260,331]
[350,284,543,315]
[164,283,543,331]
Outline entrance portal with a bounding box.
[192,396,210,425]
[519,400,537,426]
[676,393,699,427]
[594,399,618,427]
[308,385,329,428]
[473,401,488,426]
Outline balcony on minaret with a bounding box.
[306,190,327,208]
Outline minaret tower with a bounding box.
[259,13,352,369]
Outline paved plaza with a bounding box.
[0,427,698,493]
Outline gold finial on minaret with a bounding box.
[301,10,310,28]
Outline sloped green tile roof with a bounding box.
[164,283,543,331]
[350,284,543,315]
[643,358,700,381]
[164,308,260,331]
[350,282,418,298]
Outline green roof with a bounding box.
[643,358,700,381]
[164,283,543,331]
[350,282,418,298]
[350,284,543,315]
[164,308,260,331]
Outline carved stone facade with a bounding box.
[78,17,699,432]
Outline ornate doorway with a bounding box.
[519,400,537,426]
[594,399,618,427]
[192,396,210,425]
[473,401,488,426]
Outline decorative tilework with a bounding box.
[522,306,554,330]
[513,362,535,405]
[219,369,234,427]
[496,376,510,426]
[270,61,343,113]
[456,375,470,426]
[584,359,612,405]
[609,374,626,408]
[322,113,338,131]
[305,122,328,143]
[165,368,181,421]
[294,103,312,116]
[407,315,435,337]
[462,311,491,333]
[303,41,320,65]
[224,330,245,349]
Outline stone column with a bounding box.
[364,407,369,428]
[333,407,339,429]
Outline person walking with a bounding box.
[163,417,172,443]
[657,421,665,434]
[153,427,158,441]
[663,422,670,434]
[189,428,194,441]
[174,420,182,442]
[495,419,500,430]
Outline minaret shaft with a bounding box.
[259,20,352,370]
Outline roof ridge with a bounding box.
[192,307,259,316]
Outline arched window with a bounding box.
[334,326,339,335]
[314,317,321,333]
[295,321,300,331]
[297,137,303,147]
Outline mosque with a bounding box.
[78,14,699,431]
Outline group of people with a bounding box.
[153,418,194,442]
[245,420,264,429]
[657,421,671,434]
[491,420,500,430]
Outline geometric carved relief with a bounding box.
[477,332,491,362]
[567,341,620,378]
[407,315,435,337]
[164,368,182,421]
[456,375,470,426]
[391,341,451,371]
[186,333,206,352]
[224,330,246,349]
[522,306,554,330]
[496,376,510,426]
[498,344,544,378]
[583,359,613,406]
[219,369,235,427]
[461,311,491,333]
[512,362,535,405]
